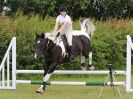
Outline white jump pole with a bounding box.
[16,70,125,75]
[126,35,133,92]
[12,37,16,89]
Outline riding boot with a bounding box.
[69,46,76,61]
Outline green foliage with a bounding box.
[0,15,16,61]
[14,13,55,70]
[1,0,133,20]
[92,19,133,69]
[0,13,133,71]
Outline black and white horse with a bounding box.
[34,18,96,93]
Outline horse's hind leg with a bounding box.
[88,51,92,67]
[88,51,95,70]
[80,55,87,70]
[80,51,95,70]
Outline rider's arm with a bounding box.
[53,22,59,33]
[58,22,68,33]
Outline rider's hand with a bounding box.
[52,31,55,34]
[56,32,60,37]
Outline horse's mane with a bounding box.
[45,33,64,45]
[45,33,56,41]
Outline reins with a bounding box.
[43,36,63,54]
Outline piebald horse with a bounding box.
[34,18,96,93]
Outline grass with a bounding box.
[0,75,133,99]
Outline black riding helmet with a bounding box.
[59,5,68,13]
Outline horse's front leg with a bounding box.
[36,62,58,94]
[36,63,49,93]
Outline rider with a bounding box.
[53,5,75,61]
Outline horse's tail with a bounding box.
[80,18,96,39]
[86,18,96,38]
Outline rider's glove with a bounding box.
[56,32,60,37]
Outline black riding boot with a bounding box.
[69,46,75,61]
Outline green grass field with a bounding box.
[0,75,133,99]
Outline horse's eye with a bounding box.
[37,40,40,44]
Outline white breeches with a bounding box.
[64,31,72,46]
[61,27,73,46]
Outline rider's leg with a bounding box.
[65,31,75,60]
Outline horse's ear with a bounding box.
[40,33,45,38]
[35,33,39,37]
[79,18,83,22]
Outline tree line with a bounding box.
[0,0,133,20]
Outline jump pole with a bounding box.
[16,70,125,75]
[16,80,125,86]
[126,35,133,92]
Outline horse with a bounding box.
[34,18,96,93]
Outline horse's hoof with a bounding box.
[88,65,95,70]
[36,87,44,94]
[80,66,87,70]
[70,58,76,63]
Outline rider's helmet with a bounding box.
[59,5,68,13]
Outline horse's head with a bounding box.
[80,18,96,38]
[34,33,48,60]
